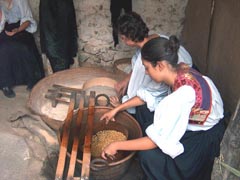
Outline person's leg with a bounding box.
[14,32,45,79]
[175,120,225,180]
[139,120,225,180]
[110,0,121,47]
[122,0,132,13]
[138,149,183,180]
[0,42,16,98]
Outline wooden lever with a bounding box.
[81,91,96,180]
[67,91,85,179]
[55,92,76,180]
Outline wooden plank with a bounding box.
[81,91,96,180]
[55,92,76,180]
[67,91,85,179]
[53,84,83,93]
[45,95,70,105]
[181,0,213,73]
[207,0,240,112]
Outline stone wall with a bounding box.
[29,0,188,68]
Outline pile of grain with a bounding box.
[91,130,127,157]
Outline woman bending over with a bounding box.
[100,36,225,180]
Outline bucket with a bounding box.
[58,106,142,180]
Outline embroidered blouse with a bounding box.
[146,67,224,158]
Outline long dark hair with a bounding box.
[141,36,180,67]
[117,11,149,42]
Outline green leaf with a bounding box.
[220,161,240,177]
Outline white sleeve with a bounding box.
[146,85,195,158]
[0,8,6,33]
[137,81,170,111]
[18,0,37,33]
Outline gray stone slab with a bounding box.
[0,132,30,180]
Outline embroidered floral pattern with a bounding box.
[173,63,211,125]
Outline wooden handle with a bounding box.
[81,91,96,179]
[55,92,76,180]
[67,91,85,179]
[53,84,83,92]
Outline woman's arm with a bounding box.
[101,136,157,159]
[16,21,30,32]
[114,71,132,97]
[18,0,37,33]
[100,96,145,123]
[5,20,30,36]
[0,8,6,33]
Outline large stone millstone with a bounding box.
[28,67,123,130]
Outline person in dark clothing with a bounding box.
[0,41,41,98]
[0,0,45,98]
[39,0,78,72]
[110,0,132,47]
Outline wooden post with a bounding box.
[55,92,76,180]
[67,91,85,179]
[81,91,96,180]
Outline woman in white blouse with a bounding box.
[0,0,44,98]
[112,12,192,134]
[100,36,225,180]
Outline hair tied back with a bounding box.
[168,35,180,54]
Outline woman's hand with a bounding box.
[100,108,118,124]
[114,81,128,97]
[114,80,128,97]
[5,28,18,36]
[101,142,118,160]
[109,96,121,108]
[5,21,30,36]
[114,73,131,97]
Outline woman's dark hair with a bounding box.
[141,36,180,67]
[117,11,149,42]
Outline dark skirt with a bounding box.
[135,104,155,136]
[138,119,226,180]
[0,41,38,88]
[0,22,44,88]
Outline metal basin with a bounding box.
[58,106,142,180]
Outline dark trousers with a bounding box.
[110,0,132,46]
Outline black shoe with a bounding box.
[1,87,16,98]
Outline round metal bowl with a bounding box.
[58,106,142,180]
